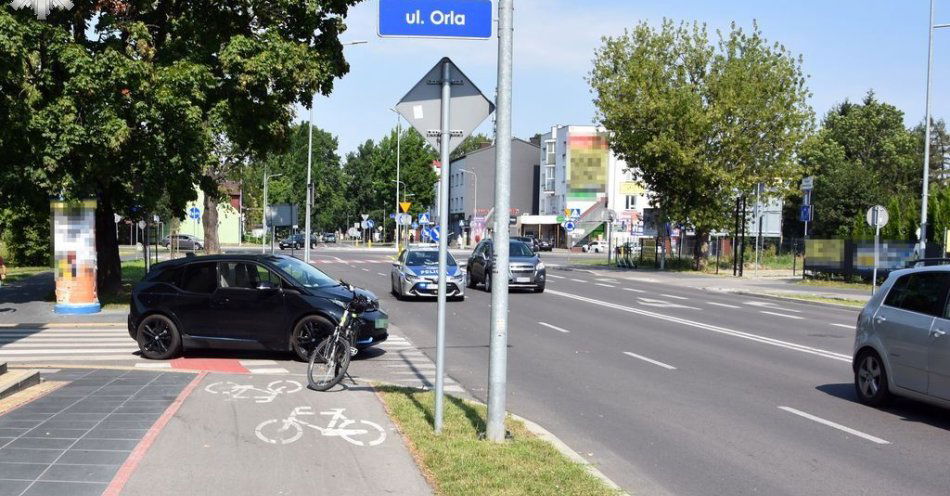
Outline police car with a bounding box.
[390,246,466,301]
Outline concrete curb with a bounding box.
[704,288,864,311]
[0,322,127,328]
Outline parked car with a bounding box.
[128,254,388,361]
[538,238,554,252]
[391,247,465,301]
[512,236,540,253]
[323,232,337,243]
[467,239,546,293]
[160,234,203,251]
[279,234,316,250]
[852,265,950,408]
[583,240,608,253]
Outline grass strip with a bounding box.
[764,292,866,308]
[3,266,50,285]
[376,386,621,496]
[99,260,148,310]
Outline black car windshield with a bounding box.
[272,257,338,288]
[407,251,458,267]
[509,241,534,257]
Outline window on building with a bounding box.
[625,196,638,210]
[545,140,556,165]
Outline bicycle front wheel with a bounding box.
[307,335,351,391]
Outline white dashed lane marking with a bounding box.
[760,311,804,320]
[707,302,740,309]
[538,322,571,334]
[778,406,889,445]
[623,351,677,370]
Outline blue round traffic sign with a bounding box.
[565,221,576,232]
[189,207,201,221]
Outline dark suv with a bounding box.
[512,236,540,253]
[467,239,546,293]
[279,234,316,250]
[128,255,388,361]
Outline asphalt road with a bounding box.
[305,247,950,496]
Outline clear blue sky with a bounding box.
[305,0,950,157]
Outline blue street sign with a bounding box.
[418,213,431,225]
[390,213,396,219]
[367,219,376,229]
[565,221,576,232]
[189,207,200,221]
[570,208,581,220]
[799,205,813,222]
[430,226,441,242]
[379,0,493,39]
[412,222,419,230]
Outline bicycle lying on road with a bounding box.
[307,283,371,391]
[255,407,386,446]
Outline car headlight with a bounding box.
[402,270,418,281]
[330,299,347,309]
[536,261,545,271]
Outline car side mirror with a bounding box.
[257,281,278,291]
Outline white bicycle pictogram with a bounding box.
[255,407,387,447]
[204,380,303,403]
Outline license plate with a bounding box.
[516,277,531,283]
[375,318,388,329]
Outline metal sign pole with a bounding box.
[434,60,452,434]
[873,222,881,295]
[305,107,314,264]
[487,0,513,443]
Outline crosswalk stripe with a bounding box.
[0,338,133,344]
[0,348,138,355]
[135,363,172,369]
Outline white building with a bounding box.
[534,125,654,246]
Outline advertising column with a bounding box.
[52,199,101,314]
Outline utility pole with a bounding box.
[487,0,514,443]
[920,1,950,257]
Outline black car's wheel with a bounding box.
[467,272,476,289]
[292,315,334,362]
[136,314,181,360]
[484,272,492,292]
[855,350,891,406]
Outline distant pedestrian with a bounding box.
[0,255,6,288]
[409,232,415,244]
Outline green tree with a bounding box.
[589,20,813,268]
[242,122,346,234]
[450,133,491,160]
[0,1,361,292]
[806,93,922,239]
[342,128,437,239]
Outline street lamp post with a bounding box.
[305,40,367,263]
[920,0,950,256]
[391,109,403,253]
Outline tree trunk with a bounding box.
[95,188,122,295]
[693,228,710,271]
[202,190,221,254]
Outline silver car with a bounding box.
[390,247,466,301]
[853,265,950,408]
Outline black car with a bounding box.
[467,239,546,293]
[279,234,316,250]
[538,238,553,251]
[128,254,388,361]
[512,236,540,253]
[323,233,337,243]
